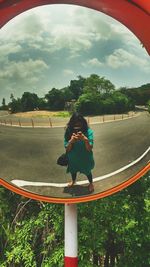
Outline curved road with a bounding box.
[0,112,149,198]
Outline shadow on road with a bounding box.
[63,184,92,197]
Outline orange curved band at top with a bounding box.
[131,0,150,13]
[0,163,149,204]
[0,0,150,54]
[0,0,150,203]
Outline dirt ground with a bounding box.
[13,110,69,118]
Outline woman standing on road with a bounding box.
[64,112,95,192]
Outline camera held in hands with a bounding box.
[73,127,82,134]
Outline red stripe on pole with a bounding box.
[65,256,78,267]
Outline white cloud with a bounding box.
[0,59,48,80]
[0,59,49,100]
[0,43,22,60]
[1,4,148,60]
[88,58,103,67]
[63,69,74,76]
[0,4,149,100]
[82,58,103,68]
[106,49,130,69]
[106,48,150,72]
[1,12,44,40]
[50,24,92,54]
[0,5,113,58]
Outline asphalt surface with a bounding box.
[0,112,149,198]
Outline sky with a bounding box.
[0,4,150,103]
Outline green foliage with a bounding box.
[69,75,86,100]
[45,88,65,111]
[111,91,133,113]
[120,84,150,105]
[74,75,135,115]
[0,98,7,110]
[8,97,22,113]
[0,172,150,267]
[75,93,103,115]
[2,74,148,115]
[77,173,150,266]
[84,74,115,95]
[75,90,133,115]
[53,111,70,117]
[21,92,39,112]
[1,98,7,110]
[38,98,47,110]
[147,100,150,113]
[61,86,74,102]
[0,197,64,267]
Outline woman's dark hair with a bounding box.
[65,112,88,141]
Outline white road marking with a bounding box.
[11,147,150,188]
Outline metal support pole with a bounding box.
[19,119,21,127]
[31,119,34,128]
[49,117,52,127]
[64,203,78,267]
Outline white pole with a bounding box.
[64,203,78,267]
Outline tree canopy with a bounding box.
[0,172,149,266]
[1,74,149,115]
[119,83,150,105]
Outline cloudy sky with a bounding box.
[0,4,150,102]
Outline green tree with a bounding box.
[45,88,65,111]
[75,92,103,115]
[69,76,86,100]
[0,172,149,267]
[103,91,134,114]
[111,91,133,113]
[38,97,47,110]
[119,83,150,105]
[8,97,22,113]
[78,173,150,267]
[10,93,14,102]
[84,74,115,95]
[21,92,39,112]
[147,100,150,113]
[61,86,74,102]
[103,98,115,114]
[0,193,64,267]
[2,98,7,110]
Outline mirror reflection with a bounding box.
[0,4,150,199]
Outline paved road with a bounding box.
[0,112,149,198]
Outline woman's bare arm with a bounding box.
[77,132,93,151]
[65,134,78,152]
[84,137,93,151]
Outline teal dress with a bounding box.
[64,128,95,176]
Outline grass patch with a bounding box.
[53,111,70,117]
[13,110,71,118]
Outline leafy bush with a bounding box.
[0,172,150,266]
[147,100,150,113]
[75,93,103,115]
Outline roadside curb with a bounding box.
[0,112,140,129]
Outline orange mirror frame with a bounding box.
[0,0,149,203]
